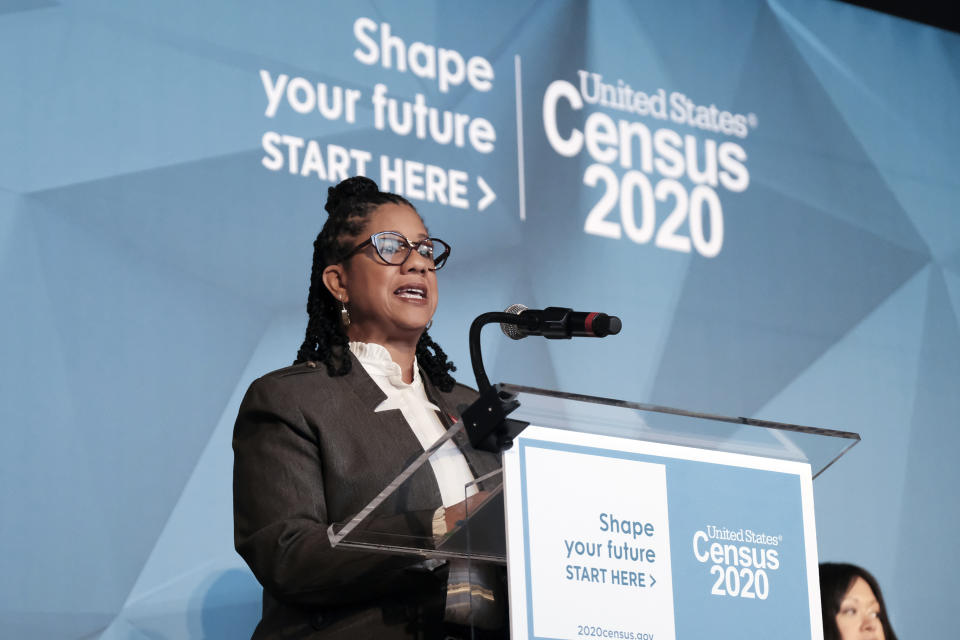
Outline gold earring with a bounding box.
[340,295,351,329]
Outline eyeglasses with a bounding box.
[342,231,451,270]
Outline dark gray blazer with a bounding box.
[233,354,500,638]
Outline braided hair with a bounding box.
[294,176,457,391]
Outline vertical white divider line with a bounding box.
[514,54,526,221]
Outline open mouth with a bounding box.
[395,286,427,300]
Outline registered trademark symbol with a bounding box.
[748,113,758,128]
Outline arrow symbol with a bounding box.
[650,574,656,587]
[477,176,496,212]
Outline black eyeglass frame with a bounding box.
[340,231,451,270]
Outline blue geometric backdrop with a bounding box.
[1,0,958,637]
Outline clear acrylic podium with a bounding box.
[327,384,859,633]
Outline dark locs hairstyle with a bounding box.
[819,562,898,640]
[294,176,457,391]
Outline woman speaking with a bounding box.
[233,177,504,638]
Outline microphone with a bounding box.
[500,304,622,340]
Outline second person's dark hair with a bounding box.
[819,562,897,640]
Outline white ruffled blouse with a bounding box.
[349,341,477,507]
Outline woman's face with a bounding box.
[330,203,438,345]
[835,577,884,640]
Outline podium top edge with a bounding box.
[498,383,862,441]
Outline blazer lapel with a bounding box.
[422,374,502,481]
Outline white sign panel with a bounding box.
[503,426,821,640]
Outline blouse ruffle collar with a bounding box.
[349,341,422,388]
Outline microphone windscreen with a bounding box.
[501,303,528,340]
[607,316,622,335]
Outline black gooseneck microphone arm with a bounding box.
[468,311,536,393]
[462,312,534,452]
[463,307,622,452]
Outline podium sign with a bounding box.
[502,426,822,640]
